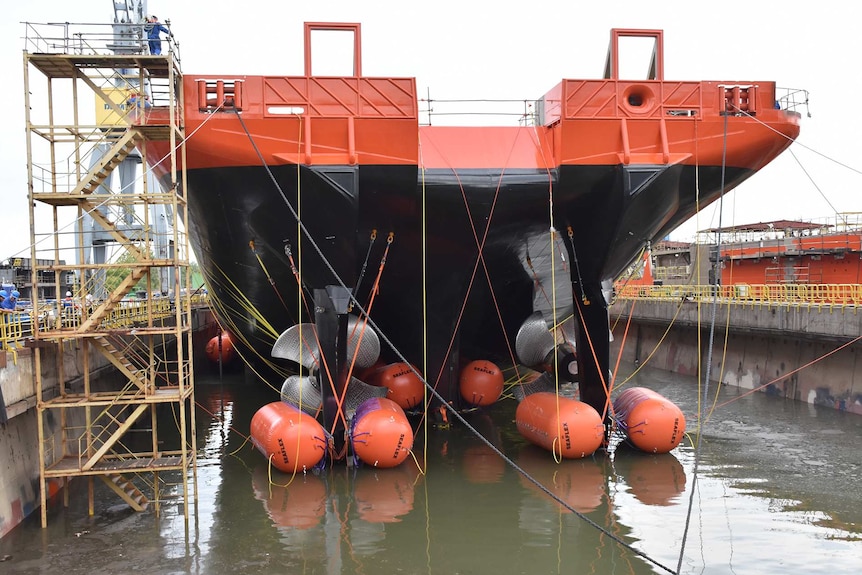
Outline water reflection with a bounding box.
[251,467,327,529]
[454,412,504,485]
[251,463,422,532]
[613,446,687,506]
[353,465,421,523]
[2,367,861,575]
[462,443,507,484]
[516,445,609,513]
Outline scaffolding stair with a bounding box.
[70,129,143,196]
[79,266,148,331]
[82,403,148,471]
[100,473,149,511]
[27,25,196,530]
[80,198,146,261]
[91,336,146,390]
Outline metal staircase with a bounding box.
[78,266,148,330]
[91,336,146,390]
[101,473,149,511]
[71,130,145,196]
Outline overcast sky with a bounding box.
[3,1,860,266]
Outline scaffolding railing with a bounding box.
[22,21,180,60]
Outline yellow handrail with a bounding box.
[614,283,862,306]
[0,294,208,358]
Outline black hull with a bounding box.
[186,162,748,407]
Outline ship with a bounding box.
[147,23,801,436]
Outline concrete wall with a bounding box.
[0,343,113,538]
[0,402,44,538]
[610,301,862,414]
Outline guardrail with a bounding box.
[0,294,209,365]
[23,21,179,59]
[614,283,862,307]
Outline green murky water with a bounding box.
[1,365,860,574]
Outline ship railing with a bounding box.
[693,213,862,246]
[615,283,862,307]
[775,87,810,116]
[418,98,540,127]
[653,265,690,280]
[22,21,180,61]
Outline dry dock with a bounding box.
[610,292,862,414]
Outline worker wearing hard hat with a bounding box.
[0,289,18,312]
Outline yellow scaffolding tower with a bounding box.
[22,22,197,528]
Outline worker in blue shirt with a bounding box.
[1,291,19,311]
[0,291,7,338]
[146,15,171,55]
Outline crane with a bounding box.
[76,0,176,298]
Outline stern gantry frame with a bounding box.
[22,22,197,528]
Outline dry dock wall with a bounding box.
[0,343,113,539]
[610,300,862,414]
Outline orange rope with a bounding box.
[607,298,636,423]
[712,333,862,413]
[571,279,613,421]
[416,131,528,406]
[330,232,394,437]
[282,240,315,321]
[248,239,292,316]
[281,249,349,436]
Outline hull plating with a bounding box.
[186,160,749,400]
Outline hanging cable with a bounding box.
[14,102,225,263]
[676,109,729,574]
[248,239,292,314]
[332,232,394,439]
[413,129,527,404]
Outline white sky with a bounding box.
[3,1,861,266]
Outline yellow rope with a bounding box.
[418,131,429,475]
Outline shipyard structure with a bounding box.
[1,14,199,538]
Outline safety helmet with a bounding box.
[0,290,6,298]
[66,291,72,297]
[11,291,19,298]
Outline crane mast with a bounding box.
[78,0,175,298]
